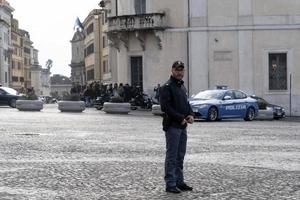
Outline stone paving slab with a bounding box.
[0,104,299,199]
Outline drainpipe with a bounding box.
[187,0,191,96]
[289,73,292,116]
[116,0,118,16]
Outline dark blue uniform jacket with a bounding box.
[160,76,194,131]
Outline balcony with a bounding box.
[107,13,166,50]
[108,13,165,33]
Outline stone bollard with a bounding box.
[151,104,164,116]
[58,101,85,112]
[16,100,43,111]
[102,102,131,114]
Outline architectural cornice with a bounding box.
[167,24,300,32]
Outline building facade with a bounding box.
[30,49,51,96]
[100,7,111,83]
[70,27,85,85]
[0,0,14,87]
[10,18,24,90]
[50,74,72,98]
[106,0,185,93]
[106,0,300,116]
[82,9,103,83]
[19,29,33,89]
[189,0,300,116]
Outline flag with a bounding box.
[73,17,84,31]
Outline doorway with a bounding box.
[130,56,143,89]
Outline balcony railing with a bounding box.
[108,13,165,32]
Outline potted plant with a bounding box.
[102,96,131,114]
[16,88,43,111]
[58,93,85,112]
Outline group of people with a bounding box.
[70,82,148,107]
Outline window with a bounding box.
[5,72,7,83]
[85,43,94,57]
[13,47,18,55]
[20,77,24,82]
[18,62,21,69]
[103,36,108,48]
[12,76,18,82]
[12,33,17,41]
[135,0,146,14]
[87,68,94,81]
[234,91,247,99]
[86,24,94,35]
[269,53,287,90]
[102,12,108,25]
[103,60,108,73]
[224,91,234,99]
[24,47,31,54]
[4,32,9,44]
[4,50,8,61]
[12,61,15,69]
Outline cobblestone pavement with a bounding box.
[0,104,299,200]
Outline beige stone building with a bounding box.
[106,0,188,91]
[106,0,186,92]
[105,0,300,115]
[101,8,111,83]
[19,29,33,89]
[82,9,106,84]
[10,18,24,90]
[0,0,14,87]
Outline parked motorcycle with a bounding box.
[130,92,153,109]
[94,93,111,110]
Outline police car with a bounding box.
[189,89,258,121]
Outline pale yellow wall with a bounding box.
[115,30,187,94]
[83,10,106,82]
[208,31,239,89]
[208,0,238,26]
[253,0,300,16]
[253,30,300,95]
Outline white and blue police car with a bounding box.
[189,89,258,121]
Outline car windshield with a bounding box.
[1,87,18,95]
[192,90,226,100]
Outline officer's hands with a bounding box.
[186,115,194,124]
[181,115,194,125]
[181,118,187,125]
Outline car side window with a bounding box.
[0,89,5,95]
[257,98,267,109]
[234,91,247,99]
[224,91,234,99]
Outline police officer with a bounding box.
[160,61,194,193]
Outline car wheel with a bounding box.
[273,116,282,120]
[9,99,17,108]
[244,107,255,121]
[207,107,218,121]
